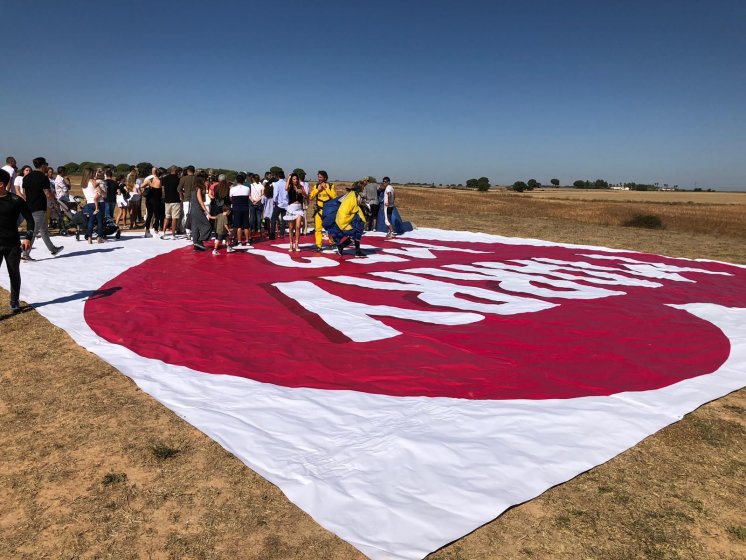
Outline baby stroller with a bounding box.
[57,197,121,241]
[101,214,122,240]
[79,208,121,241]
[53,196,87,238]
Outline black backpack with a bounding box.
[211,189,227,215]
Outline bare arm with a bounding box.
[197,187,208,213]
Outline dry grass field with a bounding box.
[1,186,745,560]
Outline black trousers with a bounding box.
[145,197,165,231]
[0,245,22,303]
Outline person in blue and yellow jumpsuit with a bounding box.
[329,181,367,258]
[309,170,337,252]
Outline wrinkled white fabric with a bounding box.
[2,229,744,560]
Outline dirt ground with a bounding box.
[1,188,744,559]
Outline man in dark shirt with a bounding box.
[161,165,182,239]
[178,165,196,239]
[104,169,119,219]
[0,169,34,312]
[22,156,62,260]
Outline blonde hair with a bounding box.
[126,168,137,188]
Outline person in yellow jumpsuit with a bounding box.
[329,182,367,258]
[308,170,337,252]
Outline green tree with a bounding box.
[512,181,528,192]
[573,179,586,188]
[466,178,479,189]
[214,169,238,182]
[477,177,490,190]
[63,162,80,173]
[136,162,154,178]
[593,179,609,189]
[115,163,131,174]
[527,179,538,190]
[292,168,307,180]
[550,178,560,187]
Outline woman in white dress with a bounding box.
[283,173,307,252]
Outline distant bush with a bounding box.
[465,177,490,190]
[624,214,664,229]
[512,181,528,192]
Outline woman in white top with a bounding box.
[283,173,307,252]
[80,167,104,243]
[115,176,129,228]
[125,167,141,227]
[14,166,31,200]
[249,173,264,239]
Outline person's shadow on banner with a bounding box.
[28,286,123,309]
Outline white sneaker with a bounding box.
[227,246,235,253]
[150,228,156,236]
[212,249,219,255]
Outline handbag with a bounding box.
[142,186,152,199]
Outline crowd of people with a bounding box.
[129,165,399,255]
[0,155,401,311]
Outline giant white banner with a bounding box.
[3,229,745,560]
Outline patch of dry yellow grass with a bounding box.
[397,187,746,263]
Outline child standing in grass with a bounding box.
[212,204,234,254]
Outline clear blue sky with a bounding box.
[3,0,745,189]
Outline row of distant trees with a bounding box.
[507,179,684,192]
[464,177,563,192]
[572,180,680,191]
[511,178,556,192]
[59,162,309,181]
[58,165,693,192]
